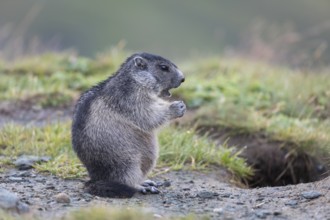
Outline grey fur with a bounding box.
[71,52,185,197]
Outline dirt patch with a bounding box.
[0,102,73,127]
[197,126,329,187]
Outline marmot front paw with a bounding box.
[170,100,186,118]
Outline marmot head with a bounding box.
[122,52,185,97]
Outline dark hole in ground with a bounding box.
[197,126,329,188]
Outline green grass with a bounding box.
[1,50,329,181]
[158,127,251,177]
[0,122,85,178]
[0,49,127,107]
[0,122,251,179]
[176,57,330,119]
[0,50,253,179]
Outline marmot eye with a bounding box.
[160,65,169,71]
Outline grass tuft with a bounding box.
[0,122,85,178]
[159,127,251,177]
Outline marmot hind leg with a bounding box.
[123,163,161,195]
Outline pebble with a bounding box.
[254,209,272,219]
[35,177,47,183]
[14,155,51,170]
[285,200,298,207]
[16,202,30,213]
[213,208,223,213]
[9,171,32,177]
[153,214,163,218]
[219,192,231,198]
[163,180,171,187]
[45,184,56,190]
[0,188,18,209]
[273,211,282,216]
[197,191,216,199]
[0,188,29,213]
[8,177,25,182]
[301,191,322,200]
[81,193,93,202]
[54,192,71,204]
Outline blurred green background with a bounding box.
[1,0,330,66]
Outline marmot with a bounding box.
[71,52,186,198]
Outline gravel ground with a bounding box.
[1,168,329,219]
[0,109,330,219]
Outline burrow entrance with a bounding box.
[198,126,329,188]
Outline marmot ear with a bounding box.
[133,56,147,69]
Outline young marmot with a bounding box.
[72,52,186,198]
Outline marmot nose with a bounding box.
[181,77,185,83]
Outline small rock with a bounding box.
[316,164,325,172]
[54,192,71,204]
[256,197,264,202]
[8,177,24,182]
[0,188,18,209]
[188,194,197,198]
[301,191,322,200]
[254,210,271,219]
[82,193,93,201]
[0,188,29,213]
[285,200,298,207]
[35,177,47,183]
[213,208,223,213]
[153,214,162,218]
[45,185,55,190]
[14,155,51,170]
[224,205,237,212]
[219,193,231,198]
[9,171,31,177]
[273,211,282,216]
[163,180,171,187]
[16,202,30,213]
[197,191,216,199]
